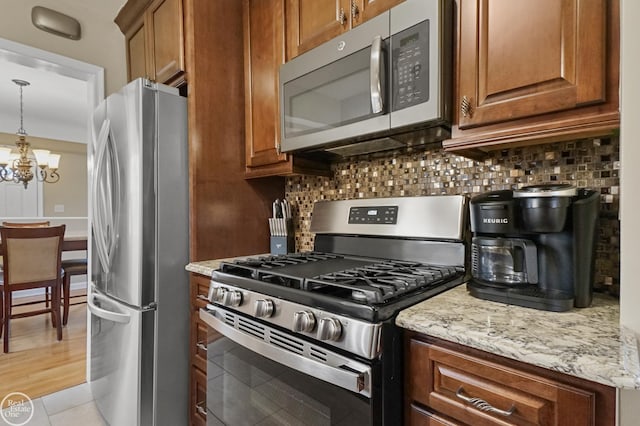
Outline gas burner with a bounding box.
[307,262,462,304]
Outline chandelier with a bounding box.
[0,79,61,189]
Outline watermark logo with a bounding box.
[1,392,34,426]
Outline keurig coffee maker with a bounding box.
[468,184,599,312]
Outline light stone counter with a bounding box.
[396,285,640,389]
[186,254,268,277]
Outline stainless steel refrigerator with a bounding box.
[88,78,189,426]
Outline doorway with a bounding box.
[0,37,103,397]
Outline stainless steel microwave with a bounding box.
[279,0,452,157]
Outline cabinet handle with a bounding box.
[455,386,515,417]
[338,8,347,25]
[196,342,207,352]
[195,401,207,416]
[351,1,359,20]
[196,294,208,301]
[461,96,473,118]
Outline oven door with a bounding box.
[200,305,379,425]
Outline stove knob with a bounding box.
[209,287,225,303]
[293,311,316,333]
[317,317,342,341]
[254,299,274,318]
[222,290,242,307]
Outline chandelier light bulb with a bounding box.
[0,147,11,166]
[32,149,51,167]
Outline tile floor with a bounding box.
[1,383,106,426]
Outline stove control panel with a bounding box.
[208,277,383,359]
[348,205,398,224]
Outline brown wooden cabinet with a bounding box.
[444,0,620,154]
[243,0,330,178]
[117,1,286,424]
[189,273,211,425]
[285,0,403,59]
[116,0,186,87]
[405,333,616,426]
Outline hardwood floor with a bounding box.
[0,292,87,405]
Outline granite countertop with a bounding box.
[186,255,268,276]
[397,285,640,389]
[186,259,225,276]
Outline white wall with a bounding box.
[619,0,640,424]
[0,0,127,96]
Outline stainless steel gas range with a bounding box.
[200,196,468,425]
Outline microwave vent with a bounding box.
[325,137,405,157]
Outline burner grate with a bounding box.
[217,252,464,308]
[306,262,462,304]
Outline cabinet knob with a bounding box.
[351,1,360,20]
[195,401,207,416]
[461,95,473,118]
[338,8,347,25]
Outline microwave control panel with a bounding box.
[391,20,429,111]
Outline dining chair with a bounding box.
[0,225,65,353]
[1,221,53,308]
[61,258,87,325]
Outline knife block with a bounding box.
[270,218,294,254]
[270,235,294,255]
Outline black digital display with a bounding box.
[348,206,399,224]
[400,33,419,47]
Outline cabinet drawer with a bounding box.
[408,339,594,426]
[191,313,208,372]
[410,403,461,426]
[190,274,210,310]
[190,366,207,426]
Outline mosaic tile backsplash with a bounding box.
[285,137,620,296]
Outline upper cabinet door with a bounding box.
[126,19,148,82]
[244,0,287,169]
[147,0,185,85]
[286,0,350,59]
[458,0,606,129]
[116,0,186,87]
[351,0,404,27]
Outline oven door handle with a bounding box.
[199,307,371,397]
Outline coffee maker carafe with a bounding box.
[468,184,599,312]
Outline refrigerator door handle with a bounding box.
[92,119,110,273]
[88,291,131,324]
[92,118,121,274]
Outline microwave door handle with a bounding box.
[370,35,383,114]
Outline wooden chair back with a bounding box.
[0,225,65,288]
[2,221,51,228]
